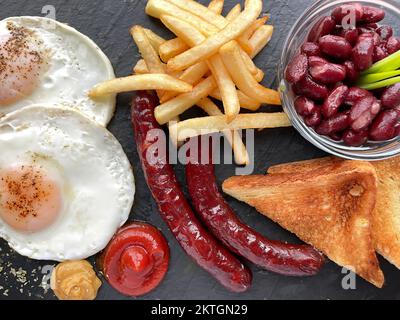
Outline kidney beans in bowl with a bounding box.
[279,0,400,160]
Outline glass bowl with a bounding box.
[278,0,400,161]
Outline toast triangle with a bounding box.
[223,160,384,287]
[268,157,400,271]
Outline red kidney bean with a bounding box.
[381,83,400,109]
[285,54,308,84]
[350,96,381,131]
[345,87,372,106]
[293,76,329,101]
[339,28,359,46]
[186,142,325,276]
[308,56,347,84]
[361,23,379,30]
[371,32,381,46]
[362,6,385,23]
[376,25,393,41]
[370,109,400,141]
[294,96,317,116]
[316,112,350,135]
[343,60,359,83]
[373,45,389,63]
[319,35,352,60]
[132,91,252,293]
[352,33,375,71]
[301,42,321,56]
[308,16,336,43]
[342,129,369,146]
[304,108,322,127]
[329,132,343,141]
[386,37,400,54]
[331,3,364,24]
[322,85,349,118]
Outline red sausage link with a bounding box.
[131,91,252,293]
[185,140,325,276]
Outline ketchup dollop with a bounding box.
[98,222,169,297]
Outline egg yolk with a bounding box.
[0,22,45,106]
[0,165,61,233]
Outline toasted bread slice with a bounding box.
[370,158,400,269]
[268,157,400,270]
[223,160,384,287]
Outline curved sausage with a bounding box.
[131,91,252,292]
[186,139,324,276]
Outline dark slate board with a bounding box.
[0,0,399,300]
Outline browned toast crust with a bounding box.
[223,161,384,287]
[371,157,400,269]
[268,156,400,271]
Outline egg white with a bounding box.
[0,16,116,126]
[0,104,135,261]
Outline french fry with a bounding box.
[197,98,249,165]
[237,17,268,54]
[88,74,192,98]
[167,0,226,29]
[167,0,262,71]
[143,28,166,52]
[208,55,240,122]
[207,0,224,15]
[160,61,208,103]
[249,25,274,58]
[225,4,241,21]
[133,59,149,74]
[156,0,223,64]
[239,46,259,75]
[160,15,205,47]
[209,89,261,111]
[154,76,216,125]
[146,0,218,36]
[159,38,189,63]
[170,113,291,142]
[219,41,280,105]
[254,68,264,82]
[130,26,165,74]
[161,14,240,122]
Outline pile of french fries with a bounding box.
[89,0,292,165]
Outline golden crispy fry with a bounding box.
[167,0,262,71]
[254,67,264,82]
[160,15,204,47]
[143,28,166,51]
[146,0,218,36]
[197,98,249,165]
[155,0,223,64]
[160,61,208,103]
[239,46,259,75]
[89,74,192,98]
[208,0,224,15]
[170,112,291,142]
[167,0,226,29]
[249,25,274,58]
[219,41,280,105]
[154,76,216,124]
[133,59,149,74]
[159,38,189,63]
[237,16,268,54]
[225,4,241,21]
[209,89,261,111]
[161,15,239,122]
[131,26,166,74]
[208,55,240,122]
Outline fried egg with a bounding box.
[0,16,115,126]
[0,105,135,261]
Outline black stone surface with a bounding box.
[0,0,399,300]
